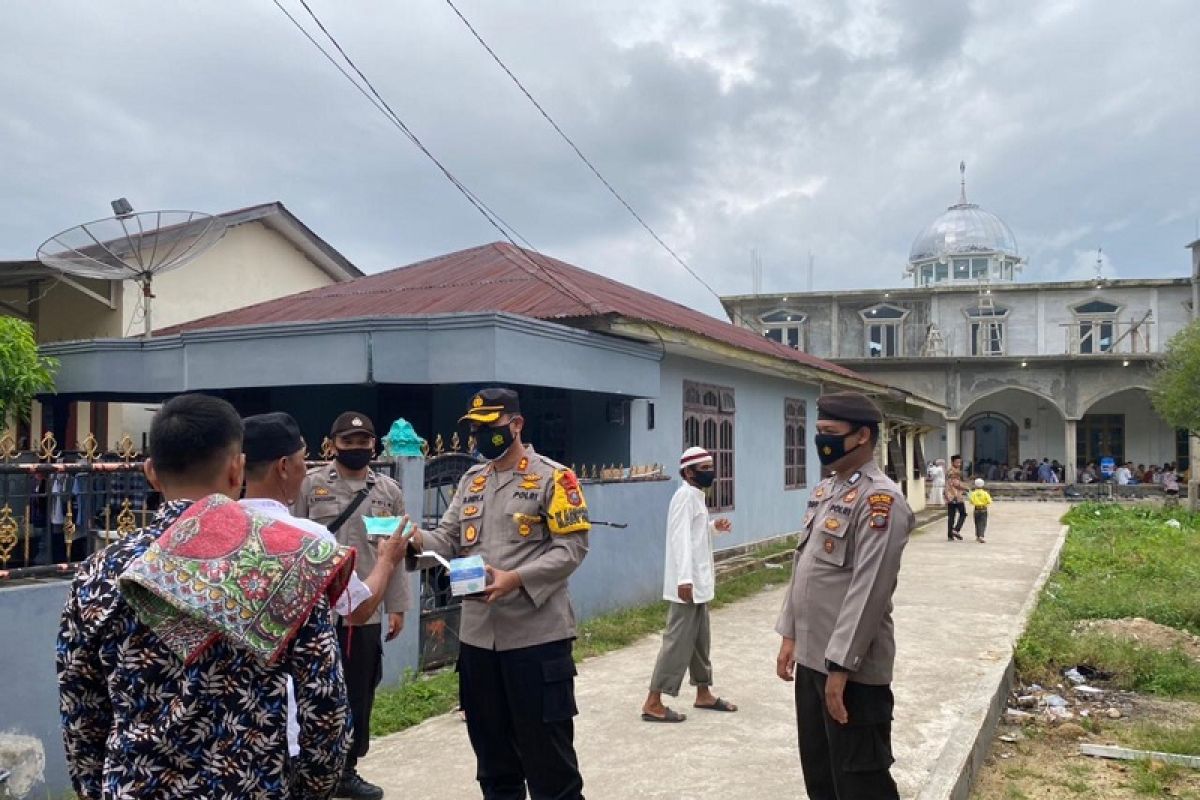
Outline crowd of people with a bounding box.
[929,457,1186,490]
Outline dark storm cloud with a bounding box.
[2,0,1198,318]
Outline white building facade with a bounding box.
[723,175,1200,481]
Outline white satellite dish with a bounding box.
[36,201,227,338]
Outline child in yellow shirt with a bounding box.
[968,478,993,543]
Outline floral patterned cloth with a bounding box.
[57,499,351,800]
[118,494,356,666]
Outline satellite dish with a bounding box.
[36,203,227,338]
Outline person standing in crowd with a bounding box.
[641,446,736,723]
[926,458,946,506]
[968,478,993,544]
[239,412,413,765]
[295,411,409,800]
[775,391,914,800]
[944,455,966,541]
[58,395,351,799]
[407,388,590,800]
[1162,463,1181,502]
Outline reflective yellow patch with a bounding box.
[547,469,590,535]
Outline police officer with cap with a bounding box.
[407,388,590,800]
[294,411,408,800]
[774,391,913,800]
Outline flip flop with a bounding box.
[641,708,687,723]
[694,698,738,712]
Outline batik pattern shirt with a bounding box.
[57,500,350,800]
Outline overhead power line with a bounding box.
[271,0,601,312]
[442,0,731,307]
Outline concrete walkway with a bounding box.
[361,502,1067,799]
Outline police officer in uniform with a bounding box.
[294,412,408,800]
[774,392,914,800]
[407,388,590,800]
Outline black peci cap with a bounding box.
[330,411,376,438]
[817,392,883,425]
[243,412,305,465]
[459,388,522,425]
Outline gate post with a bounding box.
[379,455,426,686]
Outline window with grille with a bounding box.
[683,380,734,510]
[784,399,807,489]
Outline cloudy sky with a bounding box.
[3,0,1198,317]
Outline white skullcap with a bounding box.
[974,478,985,487]
[680,446,713,469]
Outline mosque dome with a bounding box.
[909,203,1020,262]
[906,163,1024,286]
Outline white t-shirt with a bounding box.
[239,497,373,758]
[662,483,719,604]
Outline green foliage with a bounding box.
[0,316,56,425]
[1153,320,1200,435]
[1015,503,1200,697]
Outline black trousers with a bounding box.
[337,622,383,770]
[794,667,899,800]
[946,502,967,536]
[458,639,584,800]
[974,509,989,538]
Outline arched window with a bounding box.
[860,304,909,358]
[964,304,1010,356]
[1072,298,1121,354]
[784,399,807,489]
[683,380,735,511]
[760,309,807,350]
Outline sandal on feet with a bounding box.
[641,708,687,723]
[694,697,738,712]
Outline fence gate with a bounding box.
[418,451,480,671]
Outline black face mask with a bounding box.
[814,429,865,467]
[475,424,515,461]
[335,448,373,471]
[691,469,716,489]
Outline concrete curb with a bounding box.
[914,523,1070,800]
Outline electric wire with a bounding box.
[274,0,600,312]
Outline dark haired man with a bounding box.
[295,411,408,800]
[407,388,590,800]
[944,454,967,541]
[641,446,736,723]
[775,391,914,800]
[240,412,411,766]
[57,394,350,799]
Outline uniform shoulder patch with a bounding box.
[547,468,590,535]
[868,493,895,531]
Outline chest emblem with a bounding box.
[462,505,480,517]
[823,538,836,553]
[518,523,532,537]
[842,489,859,503]
[824,518,841,531]
[464,524,478,543]
[314,486,330,497]
[470,475,487,492]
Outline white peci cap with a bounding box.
[680,446,713,469]
[974,478,985,487]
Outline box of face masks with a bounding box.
[449,555,487,597]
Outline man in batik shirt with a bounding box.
[57,395,351,799]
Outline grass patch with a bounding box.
[1120,721,1200,757]
[1014,503,1200,697]
[372,547,793,737]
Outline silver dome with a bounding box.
[909,202,1020,262]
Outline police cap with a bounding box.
[330,411,376,438]
[817,391,883,425]
[243,412,305,465]
[460,388,521,425]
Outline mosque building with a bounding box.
[722,165,1200,480]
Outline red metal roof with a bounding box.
[162,242,869,382]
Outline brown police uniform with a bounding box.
[409,388,590,800]
[776,393,914,800]
[293,416,409,786]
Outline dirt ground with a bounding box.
[1076,617,1200,662]
[972,693,1200,799]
